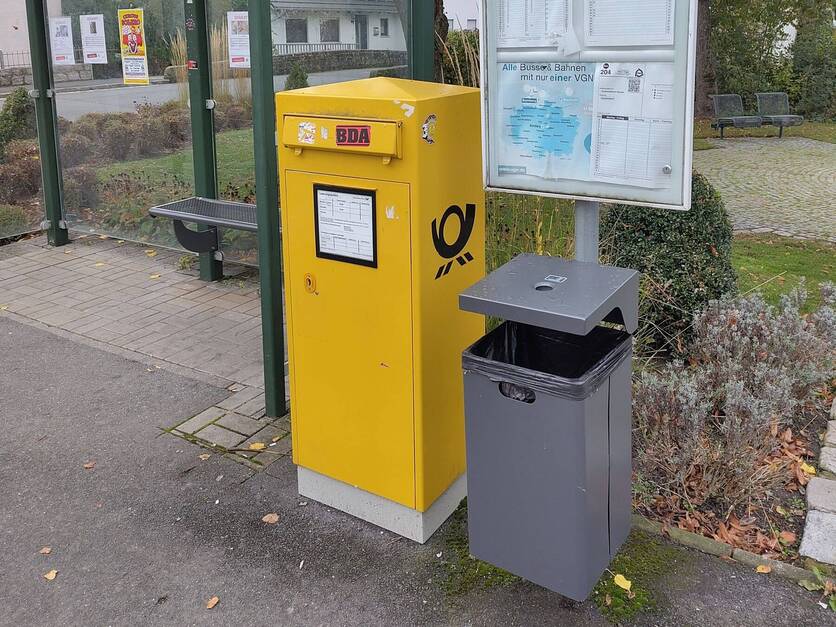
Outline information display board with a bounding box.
[314,185,377,267]
[481,0,697,210]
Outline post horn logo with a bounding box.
[432,204,476,280]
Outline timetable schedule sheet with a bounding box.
[584,0,675,47]
[497,0,573,48]
[589,63,675,189]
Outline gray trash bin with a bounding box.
[459,254,640,601]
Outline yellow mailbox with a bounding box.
[276,78,485,542]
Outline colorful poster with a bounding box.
[49,17,75,66]
[118,8,149,85]
[227,11,251,69]
[80,14,108,64]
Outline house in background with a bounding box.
[270,0,406,54]
[444,0,480,31]
[0,0,62,67]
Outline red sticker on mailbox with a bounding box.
[336,125,371,146]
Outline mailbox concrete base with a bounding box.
[298,468,467,544]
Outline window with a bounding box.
[380,17,389,37]
[286,18,308,43]
[320,18,340,42]
[467,19,478,30]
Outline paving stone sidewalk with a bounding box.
[0,234,277,388]
[800,400,836,566]
[693,138,836,242]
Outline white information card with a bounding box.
[315,187,376,266]
[80,14,108,64]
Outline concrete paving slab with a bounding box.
[215,412,266,436]
[799,511,836,565]
[807,477,836,515]
[821,447,836,474]
[193,424,247,449]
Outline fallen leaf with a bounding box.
[43,569,58,581]
[613,574,632,591]
[0,305,8,311]
[98,234,108,240]
[145,249,158,257]
[117,240,125,244]
[800,462,816,475]
[756,564,772,574]
[39,547,52,555]
[198,454,211,461]
[779,531,796,544]
[83,461,96,470]
[206,596,219,609]
[248,442,266,451]
[149,274,161,280]
[94,262,106,267]
[604,593,612,606]
[262,513,279,524]
[775,505,789,516]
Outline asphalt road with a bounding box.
[0,68,381,121]
[1,314,833,625]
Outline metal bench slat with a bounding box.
[150,197,259,232]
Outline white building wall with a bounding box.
[271,11,404,51]
[444,0,480,30]
[0,0,62,57]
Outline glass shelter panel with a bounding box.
[0,0,43,240]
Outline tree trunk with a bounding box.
[434,0,449,82]
[694,0,714,118]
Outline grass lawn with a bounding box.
[694,118,836,144]
[733,234,834,311]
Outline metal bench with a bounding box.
[710,94,763,139]
[755,92,804,138]
[149,196,258,259]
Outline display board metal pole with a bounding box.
[409,0,435,81]
[185,0,223,281]
[24,0,69,247]
[574,200,600,263]
[249,0,287,418]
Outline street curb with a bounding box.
[631,514,829,586]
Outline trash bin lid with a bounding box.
[459,254,640,335]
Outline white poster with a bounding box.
[49,17,75,66]
[584,0,675,47]
[589,62,675,188]
[80,14,108,64]
[227,11,251,69]
[497,0,579,53]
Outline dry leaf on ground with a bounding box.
[756,564,772,574]
[83,461,96,470]
[800,462,816,475]
[145,249,157,257]
[613,574,632,591]
[198,454,211,461]
[0,305,8,311]
[248,442,266,451]
[779,531,797,544]
[43,569,58,581]
[39,547,52,555]
[94,262,106,268]
[262,513,279,524]
[206,596,219,609]
[149,274,161,280]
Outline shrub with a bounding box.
[0,140,41,204]
[71,113,108,142]
[59,133,94,168]
[62,166,99,209]
[160,108,191,149]
[0,204,28,237]
[601,172,736,354]
[791,2,836,118]
[284,64,309,90]
[634,283,835,513]
[135,117,169,158]
[0,87,36,158]
[222,105,250,130]
[99,117,135,161]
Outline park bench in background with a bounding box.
[710,94,763,139]
[149,197,257,262]
[755,92,805,138]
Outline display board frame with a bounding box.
[313,184,378,268]
[480,0,698,210]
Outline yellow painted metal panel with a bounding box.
[283,170,416,507]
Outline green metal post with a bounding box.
[24,0,69,247]
[409,0,435,81]
[249,1,287,417]
[185,0,223,281]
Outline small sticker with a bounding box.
[544,275,568,284]
[320,127,329,140]
[187,59,198,70]
[298,121,316,145]
[422,114,437,145]
[336,125,371,146]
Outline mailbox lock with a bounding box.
[304,273,317,294]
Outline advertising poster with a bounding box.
[118,8,149,85]
[80,14,108,64]
[227,11,251,68]
[49,17,75,66]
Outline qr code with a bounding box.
[628,78,642,93]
